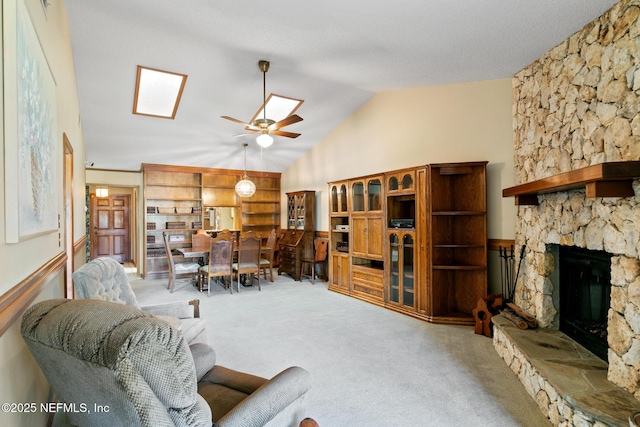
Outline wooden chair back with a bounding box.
[192,232,212,252]
[314,238,329,262]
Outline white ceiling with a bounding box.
[64,0,619,173]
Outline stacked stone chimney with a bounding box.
[512,0,640,398]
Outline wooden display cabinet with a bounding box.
[279,191,315,280]
[426,161,487,325]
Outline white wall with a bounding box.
[0,1,85,425]
[282,78,516,240]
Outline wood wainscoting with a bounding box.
[488,239,515,252]
[0,253,66,337]
[0,236,87,338]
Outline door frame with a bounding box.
[63,134,74,298]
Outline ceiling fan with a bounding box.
[221,60,303,147]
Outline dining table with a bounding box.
[176,244,272,287]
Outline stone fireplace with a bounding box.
[493,0,640,424]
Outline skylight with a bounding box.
[132,66,188,119]
[249,93,303,125]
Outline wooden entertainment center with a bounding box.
[328,161,488,325]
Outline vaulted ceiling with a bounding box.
[65,0,619,172]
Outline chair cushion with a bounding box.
[175,262,200,273]
[259,259,271,266]
[72,257,140,307]
[200,265,232,275]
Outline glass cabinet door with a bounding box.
[402,233,415,308]
[287,197,296,228]
[367,178,382,211]
[331,186,339,213]
[339,184,348,213]
[389,233,400,303]
[401,174,414,192]
[352,182,364,212]
[295,194,305,229]
[387,231,415,308]
[388,176,399,192]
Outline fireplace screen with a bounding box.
[559,246,612,361]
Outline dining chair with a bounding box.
[163,232,201,293]
[300,238,329,284]
[215,229,234,242]
[232,232,262,292]
[198,235,234,296]
[260,229,278,282]
[192,230,212,251]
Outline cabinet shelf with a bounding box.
[148,213,202,216]
[433,244,484,248]
[432,265,486,270]
[431,211,485,216]
[147,183,201,188]
[242,211,279,215]
[147,228,200,232]
[147,197,201,202]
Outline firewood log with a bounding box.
[507,302,537,328]
[501,308,528,329]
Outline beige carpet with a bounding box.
[131,273,550,426]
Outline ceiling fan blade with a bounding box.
[232,131,258,138]
[269,114,303,130]
[270,129,301,138]
[221,115,261,131]
[221,115,251,126]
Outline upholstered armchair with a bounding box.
[72,257,208,344]
[21,299,311,427]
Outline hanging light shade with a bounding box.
[235,143,256,198]
[256,132,273,148]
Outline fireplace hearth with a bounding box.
[558,246,612,362]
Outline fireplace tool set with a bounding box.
[499,244,525,303]
[472,244,535,338]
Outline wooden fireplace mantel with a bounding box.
[502,161,640,205]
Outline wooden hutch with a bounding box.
[328,161,487,325]
[279,191,315,281]
[142,164,280,279]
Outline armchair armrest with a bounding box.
[141,299,199,319]
[189,343,216,381]
[216,366,311,427]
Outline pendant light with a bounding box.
[235,143,256,198]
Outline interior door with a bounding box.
[91,194,130,263]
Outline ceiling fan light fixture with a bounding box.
[235,143,256,198]
[256,133,274,148]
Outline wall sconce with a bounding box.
[96,187,109,198]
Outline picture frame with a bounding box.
[4,0,58,243]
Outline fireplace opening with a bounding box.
[559,246,612,361]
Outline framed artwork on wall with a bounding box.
[4,0,58,243]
